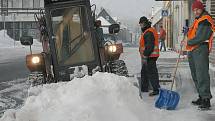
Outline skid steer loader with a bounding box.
[20,0,128,85]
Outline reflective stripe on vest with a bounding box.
[187,15,215,52]
[139,27,159,58]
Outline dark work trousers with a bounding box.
[159,39,166,51]
[140,57,160,92]
[188,43,212,99]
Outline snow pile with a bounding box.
[0,30,16,47]
[1,72,142,121]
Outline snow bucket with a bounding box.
[155,88,180,110]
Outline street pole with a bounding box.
[3,13,5,37]
[130,33,132,43]
[13,13,16,47]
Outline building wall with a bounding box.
[163,0,193,51]
[0,0,44,40]
[163,1,173,49]
[205,0,215,64]
[172,1,190,51]
[6,0,42,8]
[203,0,215,87]
[159,0,215,84]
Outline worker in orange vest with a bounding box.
[185,0,215,110]
[139,16,160,96]
[159,25,167,51]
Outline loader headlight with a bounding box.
[32,56,40,64]
[108,45,117,53]
[26,53,45,72]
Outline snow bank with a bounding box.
[1,72,142,121]
[1,72,213,121]
[0,30,16,48]
[0,29,42,48]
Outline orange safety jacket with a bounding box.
[139,27,159,57]
[187,15,215,52]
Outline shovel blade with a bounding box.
[155,88,180,110]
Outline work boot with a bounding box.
[198,98,211,110]
[191,97,202,106]
[149,90,159,96]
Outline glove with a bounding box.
[180,38,188,47]
[182,26,189,34]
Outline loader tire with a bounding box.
[110,60,128,77]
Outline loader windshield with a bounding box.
[51,6,95,65]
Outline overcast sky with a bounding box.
[90,0,162,21]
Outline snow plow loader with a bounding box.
[20,0,128,85]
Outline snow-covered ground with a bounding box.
[1,71,215,121]
[0,31,215,121]
[0,30,42,115]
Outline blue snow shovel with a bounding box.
[155,36,185,110]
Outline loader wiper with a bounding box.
[69,34,82,45]
[69,34,87,57]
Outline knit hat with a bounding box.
[192,0,204,11]
[95,20,101,27]
[139,16,149,24]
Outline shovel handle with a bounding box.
[170,35,186,91]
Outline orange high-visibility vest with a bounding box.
[187,15,215,52]
[139,27,159,57]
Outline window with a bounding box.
[22,0,33,8]
[14,30,20,40]
[22,22,32,29]
[1,0,8,8]
[5,22,13,29]
[12,0,21,8]
[33,0,40,8]
[8,0,12,8]
[106,16,110,21]
[14,22,20,29]
[31,22,37,29]
[22,29,28,36]
[51,6,95,65]
[0,22,3,29]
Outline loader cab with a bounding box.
[20,0,127,83]
[45,0,101,81]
